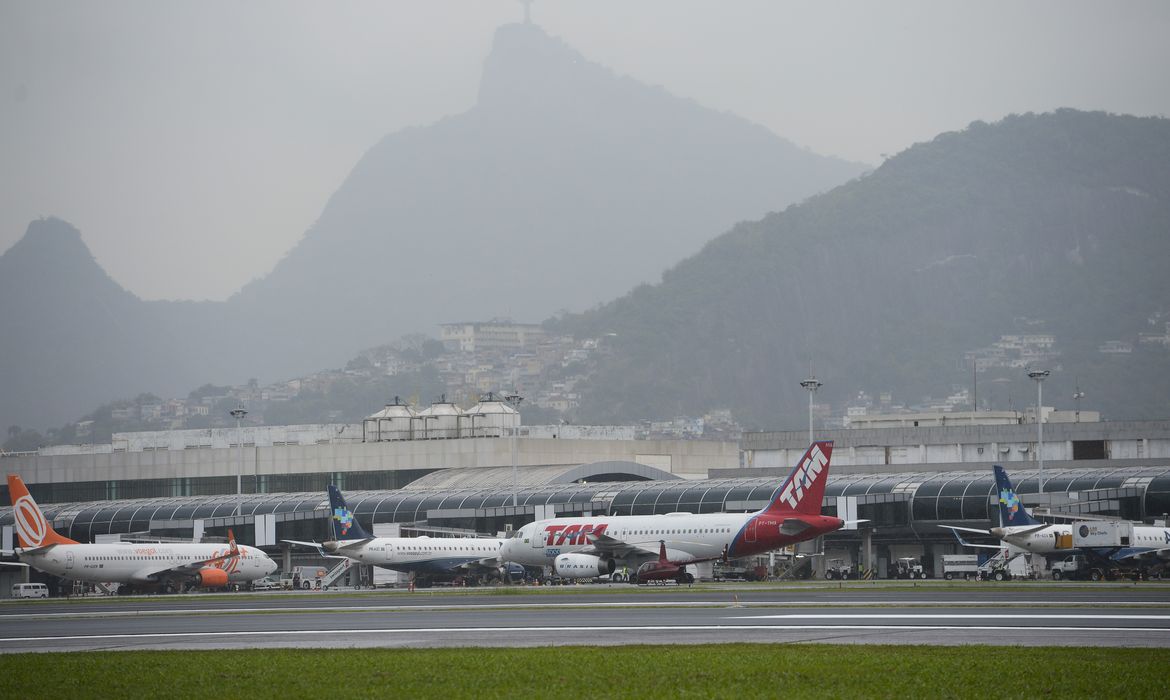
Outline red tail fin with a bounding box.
[658,540,668,564]
[6,474,78,547]
[762,441,833,516]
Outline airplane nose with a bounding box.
[265,559,277,574]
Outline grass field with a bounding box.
[1,644,1167,699]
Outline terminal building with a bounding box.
[4,405,1170,589]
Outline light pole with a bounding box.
[230,407,247,495]
[1073,385,1085,423]
[800,377,822,446]
[504,393,524,507]
[1027,370,1049,493]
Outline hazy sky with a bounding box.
[3,1,1168,301]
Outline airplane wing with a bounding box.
[282,539,329,555]
[938,525,993,536]
[941,526,1004,550]
[453,556,505,573]
[1109,546,1170,562]
[582,531,660,559]
[583,532,709,566]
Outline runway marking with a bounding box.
[730,613,1170,621]
[5,599,1168,620]
[3,624,1170,645]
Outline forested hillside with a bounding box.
[557,111,1170,428]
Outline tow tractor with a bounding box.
[890,557,928,579]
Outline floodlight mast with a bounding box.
[1027,370,1049,493]
[800,377,822,446]
[504,393,524,507]
[230,407,248,497]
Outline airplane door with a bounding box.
[533,528,547,549]
[745,518,757,544]
[66,551,74,570]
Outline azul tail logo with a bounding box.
[327,485,371,540]
[766,441,833,515]
[7,474,77,548]
[993,465,1040,527]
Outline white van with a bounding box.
[12,583,49,599]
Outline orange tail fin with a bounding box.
[6,474,78,547]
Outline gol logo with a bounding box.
[13,494,48,547]
[211,548,241,573]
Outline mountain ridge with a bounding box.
[0,22,865,430]
[556,110,1170,428]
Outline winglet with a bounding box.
[327,484,372,540]
[6,474,78,548]
[762,441,833,516]
[227,528,240,556]
[993,465,1041,527]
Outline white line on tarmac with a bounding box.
[3,624,1170,644]
[728,613,1170,620]
[4,599,1168,620]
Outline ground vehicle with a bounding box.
[250,576,282,591]
[11,583,49,599]
[890,557,928,579]
[824,559,855,580]
[291,566,328,590]
[942,554,980,580]
[1050,553,1141,581]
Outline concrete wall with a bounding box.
[2,436,739,486]
[740,420,1170,472]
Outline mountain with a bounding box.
[225,22,866,377]
[0,23,865,430]
[555,110,1170,428]
[0,218,186,430]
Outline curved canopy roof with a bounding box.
[4,465,1169,541]
[403,461,679,490]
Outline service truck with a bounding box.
[942,554,980,580]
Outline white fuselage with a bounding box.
[502,512,754,567]
[996,524,1072,553]
[18,542,276,584]
[997,523,1170,559]
[330,536,504,575]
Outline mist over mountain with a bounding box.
[557,110,1170,428]
[228,23,866,374]
[0,23,864,430]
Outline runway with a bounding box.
[3,584,1169,653]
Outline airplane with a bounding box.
[631,540,692,585]
[941,465,1170,572]
[283,485,517,587]
[500,441,845,581]
[4,474,276,592]
[939,465,1072,554]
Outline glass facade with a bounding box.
[4,466,1170,545]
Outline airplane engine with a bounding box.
[196,567,230,588]
[554,553,615,579]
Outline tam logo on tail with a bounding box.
[777,443,830,510]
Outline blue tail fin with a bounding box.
[328,485,372,540]
[993,465,1040,527]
